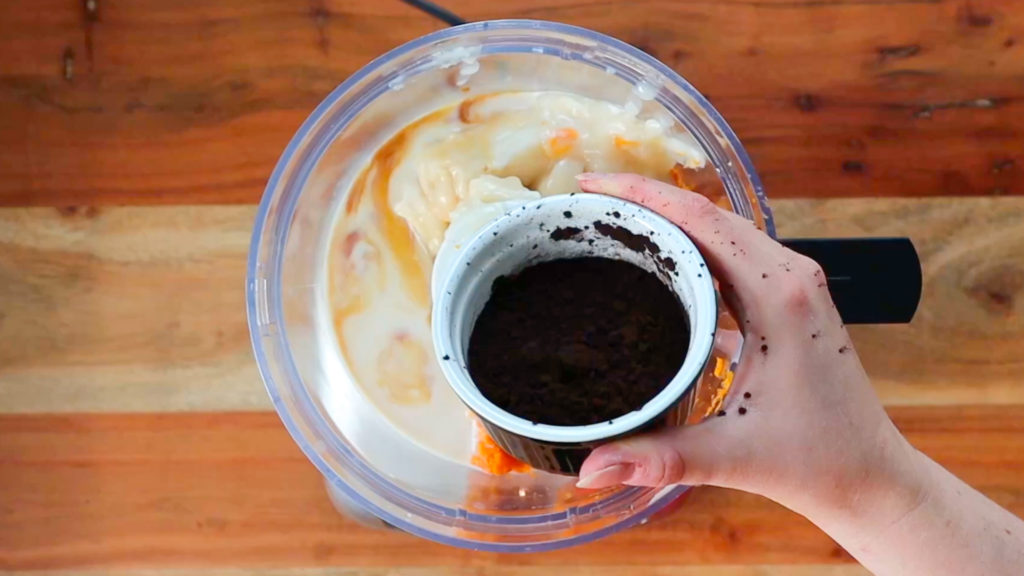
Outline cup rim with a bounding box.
[432,194,717,444]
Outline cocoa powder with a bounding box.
[467,257,690,426]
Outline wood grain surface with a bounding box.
[0,569,874,576]
[2,0,1024,573]
[1,0,1022,206]
[0,206,261,413]
[1,407,1021,571]
[2,198,1022,413]
[2,198,1022,569]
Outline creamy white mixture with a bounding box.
[327,90,707,468]
[392,91,705,256]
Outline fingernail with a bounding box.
[576,462,634,489]
[575,173,616,194]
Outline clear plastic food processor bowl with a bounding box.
[247,20,774,552]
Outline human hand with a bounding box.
[574,173,921,517]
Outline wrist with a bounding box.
[790,423,935,552]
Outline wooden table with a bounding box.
[1,1,1022,573]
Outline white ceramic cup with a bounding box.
[431,193,717,474]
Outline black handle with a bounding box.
[780,237,922,324]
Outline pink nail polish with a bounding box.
[576,462,634,489]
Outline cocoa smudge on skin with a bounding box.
[838,345,851,354]
[738,407,748,415]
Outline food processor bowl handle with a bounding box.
[780,237,922,324]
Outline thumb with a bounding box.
[576,418,740,489]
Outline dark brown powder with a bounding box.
[592,221,661,255]
[549,226,582,241]
[467,257,690,426]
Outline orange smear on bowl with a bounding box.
[471,420,531,475]
[705,356,735,417]
[670,163,694,190]
[545,127,579,159]
[614,135,640,150]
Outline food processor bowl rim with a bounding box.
[247,18,764,551]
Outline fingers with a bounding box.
[577,417,742,489]
[577,173,776,329]
[576,173,830,334]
